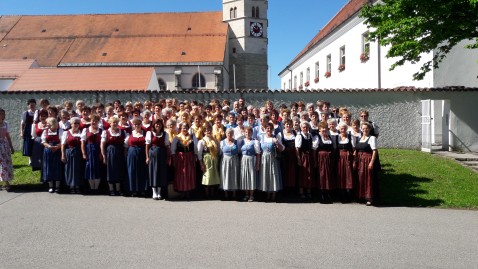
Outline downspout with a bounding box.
[377,36,382,89]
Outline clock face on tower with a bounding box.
[250,22,263,37]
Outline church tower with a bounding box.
[223,0,268,90]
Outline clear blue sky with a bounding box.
[0,0,349,90]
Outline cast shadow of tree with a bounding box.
[377,163,444,207]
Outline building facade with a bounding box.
[279,0,478,90]
[0,0,269,91]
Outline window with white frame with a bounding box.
[315,62,320,78]
[300,72,303,86]
[289,79,291,90]
[283,83,286,90]
[340,46,346,66]
[326,54,331,72]
[362,32,370,54]
[306,67,310,82]
[294,76,297,89]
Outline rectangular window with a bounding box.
[306,68,310,82]
[315,62,320,78]
[294,76,297,89]
[340,46,346,65]
[326,54,331,72]
[300,72,303,86]
[283,83,286,90]
[288,79,291,90]
[362,32,370,54]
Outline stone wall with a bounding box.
[1,90,476,152]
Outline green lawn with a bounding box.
[8,150,478,209]
[11,152,41,187]
[379,149,478,209]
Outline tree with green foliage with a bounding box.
[360,0,478,80]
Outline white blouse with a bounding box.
[80,126,101,141]
[41,129,63,143]
[61,130,81,145]
[359,136,378,150]
[145,131,170,146]
[295,132,319,149]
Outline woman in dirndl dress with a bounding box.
[239,126,260,202]
[41,117,63,193]
[220,128,240,199]
[259,123,284,202]
[118,111,132,135]
[355,122,380,206]
[0,108,14,191]
[281,119,298,190]
[171,122,198,198]
[295,121,318,200]
[125,117,148,197]
[31,109,48,172]
[81,114,103,193]
[336,122,355,202]
[145,118,170,200]
[21,99,36,157]
[61,117,83,194]
[317,121,336,203]
[100,116,125,196]
[198,124,220,199]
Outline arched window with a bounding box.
[192,73,206,88]
[157,78,166,91]
[230,8,234,19]
[252,7,256,18]
[255,6,260,18]
[233,7,237,18]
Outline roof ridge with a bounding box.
[1,11,222,17]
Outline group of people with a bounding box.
[15,97,381,205]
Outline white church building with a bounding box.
[279,0,478,90]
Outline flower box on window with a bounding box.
[338,64,345,72]
[304,81,310,87]
[314,77,320,83]
[324,71,331,78]
[298,85,303,90]
[360,53,369,63]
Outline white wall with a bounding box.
[280,11,471,89]
[2,90,477,152]
[434,39,478,87]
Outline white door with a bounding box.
[421,100,432,152]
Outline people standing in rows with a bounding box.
[317,121,336,203]
[81,114,103,193]
[61,117,83,194]
[355,122,379,206]
[296,121,318,200]
[198,124,220,199]
[171,122,198,199]
[281,119,298,189]
[239,126,260,202]
[0,108,14,191]
[220,128,240,199]
[146,118,170,200]
[101,116,125,196]
[118,111,132,135]
[79,106,92,131]
[41,117,63,193]
[125,118,148,197]
[21,99,36,157]
[31,109,48,172]
[336,122,355,202]
[259,123,284,202]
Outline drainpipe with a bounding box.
[377,37,382,89]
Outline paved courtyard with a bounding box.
[0,191,477,269]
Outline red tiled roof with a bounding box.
[0,59,37,78]
[0,12,228,66]
[8,67,157,92]
[0,16,21,40]
[281,0,369,74]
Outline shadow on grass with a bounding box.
[378,164,444,207]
